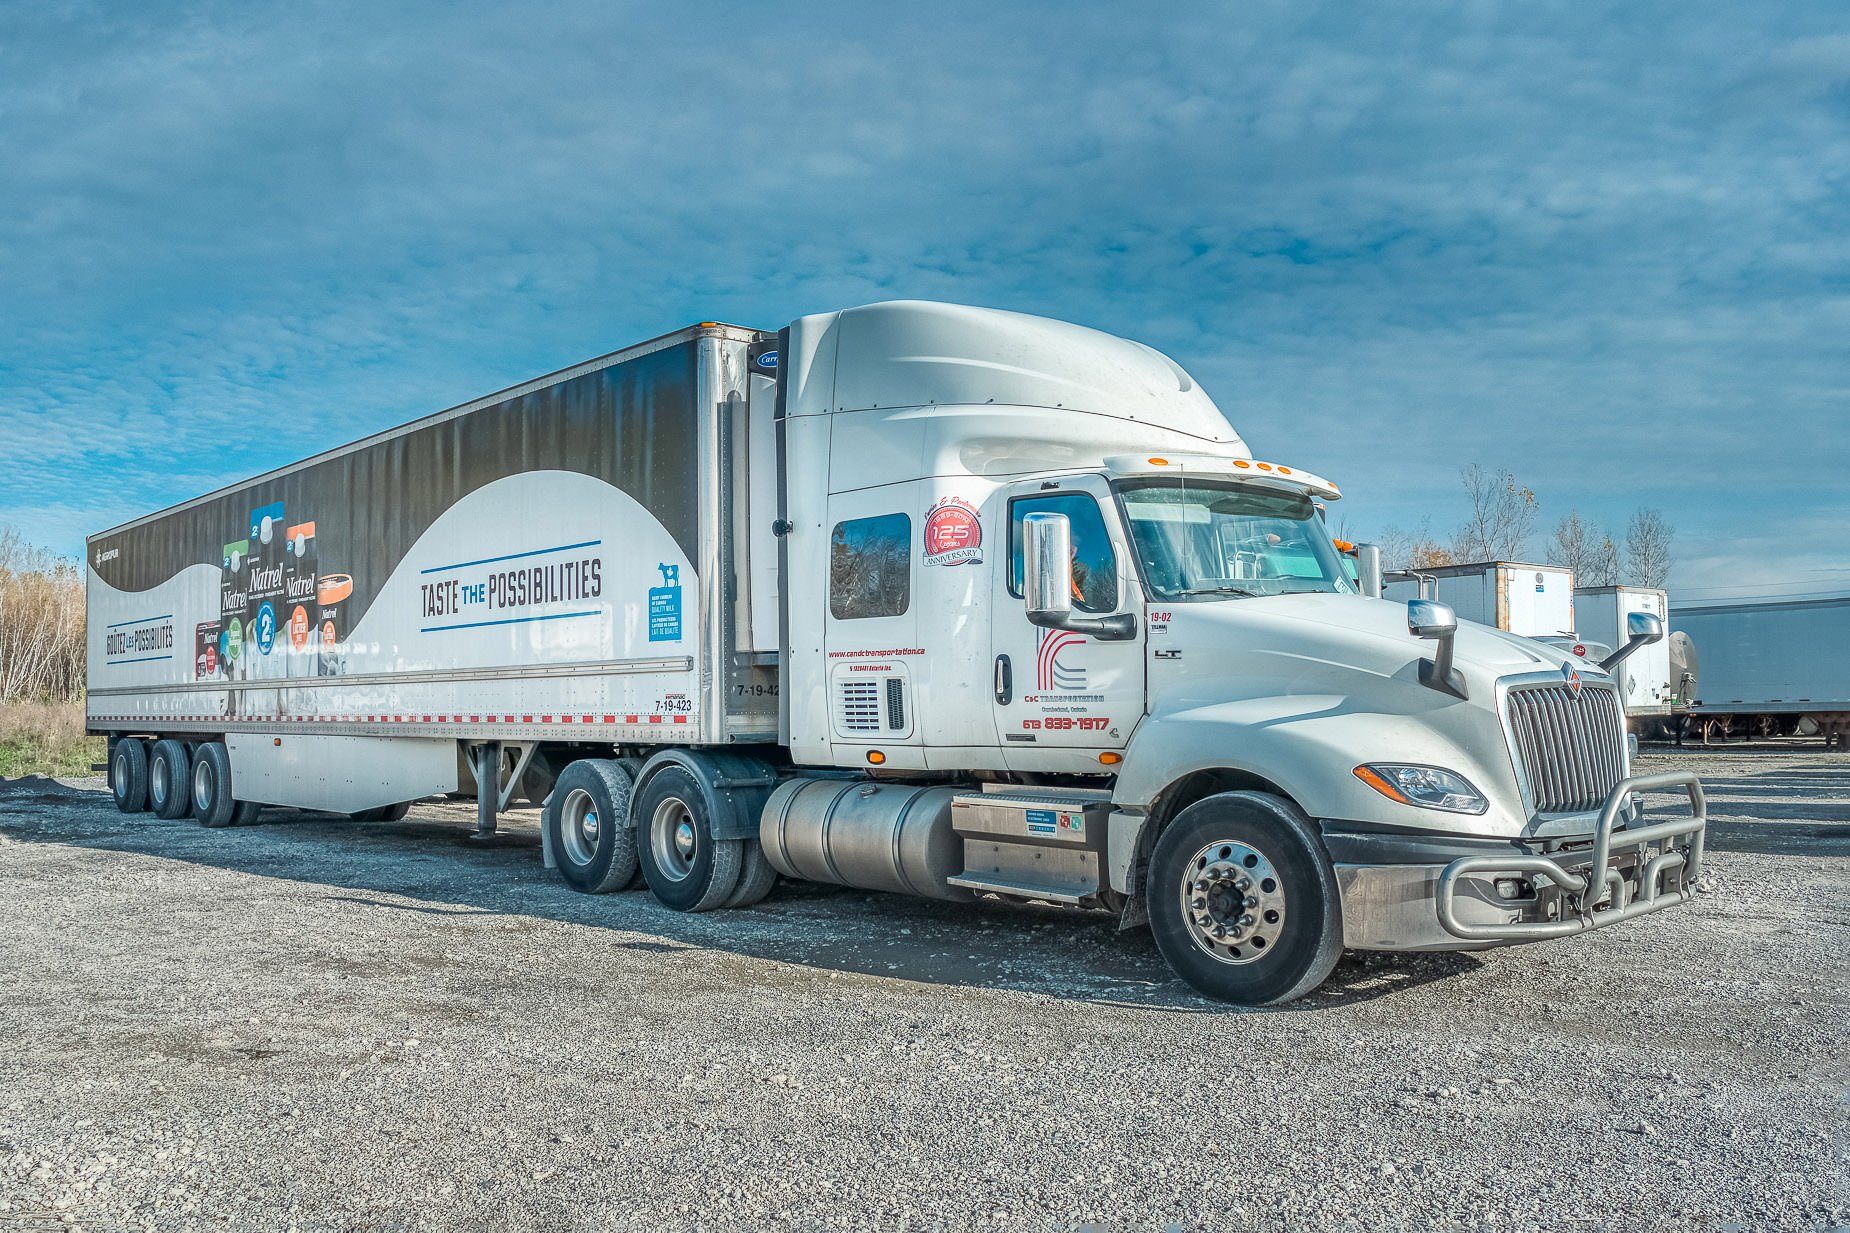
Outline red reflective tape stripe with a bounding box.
[601,714,617,724]
[673,715,689,724]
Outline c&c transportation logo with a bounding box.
[922,496,982,567]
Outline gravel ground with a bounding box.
[0,746,1845,1232]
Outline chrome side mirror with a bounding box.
[1599,610,1664,672]
[1022,511,1137,641]
[1023,512,1073,627]
[1356,544,1383,599]
[1408,599,1466,699]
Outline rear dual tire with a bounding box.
[189,741,262,827]
[148,739,192,820]
[636,767,742,912]
[544,760,641,895]
[111,739,150,813]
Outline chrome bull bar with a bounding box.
[1435,770,1706,942]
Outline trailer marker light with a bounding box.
[1098,752,1122,765]
[273,738,282,747]
[867,750,886,765]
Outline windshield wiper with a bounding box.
[1169,585,1260,599]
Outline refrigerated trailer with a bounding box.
[89,301,1706,1004]
[1383,562,1577,640]
[1574,586,1675,720]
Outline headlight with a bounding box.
[1353,764,1488,815]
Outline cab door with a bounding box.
[989,476,1145,769]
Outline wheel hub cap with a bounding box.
[1179,840,1288,966]
[559,788,602,866]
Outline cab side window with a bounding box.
[830,514,911,619]
[1009,494,1118,613]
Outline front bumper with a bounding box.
[1434,770,1706,941]
[1332,770,1706,951]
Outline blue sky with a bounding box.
[2,1,1845,593]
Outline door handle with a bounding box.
[994,654,1012,705]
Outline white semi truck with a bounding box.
[87,301,1707,1004]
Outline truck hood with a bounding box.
[1158,591,1586,694]
[1132,592,1610,836]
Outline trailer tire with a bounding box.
[190,742,238,829]
[231,800,263,827]
[723,840,779,909]
[1146,791,1342,1006]
[636,766,741,912]
[148,739,193,820]
[110,738,150,814]
[349,802,412,823]
[545,760,640,895]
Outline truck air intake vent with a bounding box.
[885,678,906,731]
[838,679,882,732]
[1505,683,1626,814]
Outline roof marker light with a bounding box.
[1148,457,1169,466]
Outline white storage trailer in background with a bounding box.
[1383,562,1577,639]
[89,301,1706,1004]
[1574,586,1674,719]
[1674,588,1850,747]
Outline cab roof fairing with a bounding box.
[782,299,1247,450]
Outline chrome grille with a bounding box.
[1505,683,1626,813]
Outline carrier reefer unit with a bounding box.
[1574,586,1674,719]
[1383,562,1577,640]
[1675,588,1850,747]
[89,301,1706,1005]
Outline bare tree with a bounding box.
[1626,508,1675,587]
[1452,465,1538,562]
[1549,509,1619,586]
[1589,533,1620,588]
[1374,521,1455,571]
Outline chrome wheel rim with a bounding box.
[193,758,214,814]
[151,757,169,805]
[650,797,698,882]
[1178,839,1288,966]
[559,788,601,866]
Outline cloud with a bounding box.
[0,0,1844,592]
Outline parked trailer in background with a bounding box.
[1384,562,1577,639]
[1574,586,1674,721]
[1674,588,1850,748]
[88,301,1706,1005]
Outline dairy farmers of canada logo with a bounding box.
[922,497,982,567]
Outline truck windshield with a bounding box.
[1114,478,1354,601]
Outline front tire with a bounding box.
[110,739,149,813]
[544,760,640,894]
[148,739,192,820]
[1146,791,1342,1006]
[635,766,741,912]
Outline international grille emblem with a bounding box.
[1562,661,1582,697]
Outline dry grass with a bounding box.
[0,700,102,779]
